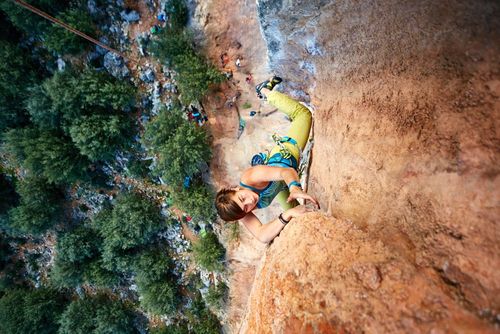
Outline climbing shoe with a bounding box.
[255,76,282,99]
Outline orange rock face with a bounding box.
[240,213,496,333]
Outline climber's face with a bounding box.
[232,188,259,213]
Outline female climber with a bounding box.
[215,77,320,243]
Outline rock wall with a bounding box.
[239,0,500,331]
[240,213,496,333]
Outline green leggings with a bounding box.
[266,91,312,210]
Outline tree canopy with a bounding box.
[7,176,63,235]
[58,294,138,334]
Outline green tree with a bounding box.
[134,248,179,315]
[25,84,61,130]
[50,225,102,288]
[58,294,138,334]
[0,0,70,34]
[192,231,225,272]
[0,41,36,131]
[149,29,193,65]
[171,182,215,220]
[174,52,225,104]
[93,194,164,272]
[68,114,131,161]
[44,8,96,55]
[82,258,120,288]
[2,127,89,184]
[39,69,135,125]
[7,176,63,234]
[142,108,184,149]
[155,122,211,185]
[0,288,67,334]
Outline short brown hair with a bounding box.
[215,187,246,221]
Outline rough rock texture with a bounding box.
[234,0,499,332]
[196,0,499,331]
[240,213,496,333]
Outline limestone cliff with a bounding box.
[234,0,499,332]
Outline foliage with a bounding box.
[192,231,225,272]
[174,52,225,104]
[134,248,179,315]
[0,0,71,34]
[50,225,105,288]
[58,294,138,334]
[242,101,252,109]
[149,29,192,65]
[2,127,89,184]
[164,0,189,31]
[34,69,135,127]
[44,8,96,55]
[155,122,212,185]
[25,84,60,129]
[171,182,216,220]
[7,176,63,235]
[150,323,189,334]
[93,194,163,272]
[100,192,163,249]
[0,41,35,131]
[187,295,222,334]
[0,288,67,334]
[125,156,151,179]
[68,114,131,161]
[0,174,18,216]
[150,13,224,104]
[83,259,120,288]
[205,282,228,310]
[142,108,184,149]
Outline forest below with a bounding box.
[0,0,229,333]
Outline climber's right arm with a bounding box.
[240,212,286,244]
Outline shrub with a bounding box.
[58,294,138,334]
[187,295,222,334]
[68,114,131,161]
[171,182,215,220]
[0,288,67,334]
[7,176,63,234]
[205,282,228,310]
[192,231,225,272]
[150,323,189,334]
[43,8,96,55]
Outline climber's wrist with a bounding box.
[281,212,292,223]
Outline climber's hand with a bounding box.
[283,205,315,221]
[287,188,320,209]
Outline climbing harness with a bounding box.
[271,134,299,160]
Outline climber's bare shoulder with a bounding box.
[239,212,263,240]
[241,165,288,185]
